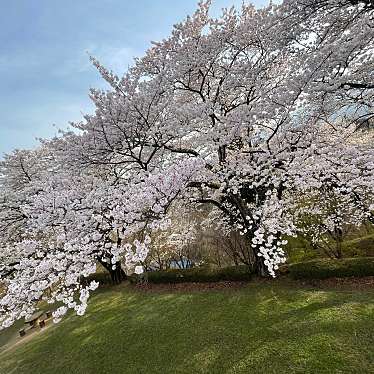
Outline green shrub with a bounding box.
[145,265,252,284]
[285,247,319,263]
[342,234,374,257]
[288,257,374,280]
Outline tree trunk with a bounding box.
[242,232,269,277]
[98,258,126,284]
[233,255,239,266]
[335,228,343,259]
[253,255,268,277]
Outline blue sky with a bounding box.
[0,0,273,156]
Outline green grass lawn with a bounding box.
[0,280,373,374]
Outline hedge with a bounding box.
[134,265,253,284]
[288,257,374,280]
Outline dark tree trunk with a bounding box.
[233,255,239,266]
[98,258,126,284]
[241,233,269,277]
[335,228,343,259]
[253,254,268,277]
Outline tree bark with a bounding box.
[335,228,343,259]
[243,233,269,277]
[253,254,268,277]
[98,258,126,284]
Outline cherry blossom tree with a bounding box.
[144,205,199,270]
[294,187,370,259]
[0,143,202,327]
[290,125,374,258]
[0,0,373,328]
[71,0,373,275]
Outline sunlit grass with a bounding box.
[0,280,373,374]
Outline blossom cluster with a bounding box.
[0,0,373,328]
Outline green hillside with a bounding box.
[0,281,373,374]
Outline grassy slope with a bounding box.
[0,281,373,374]
[286,232,374,263]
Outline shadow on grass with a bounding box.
[0,283,373,374]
